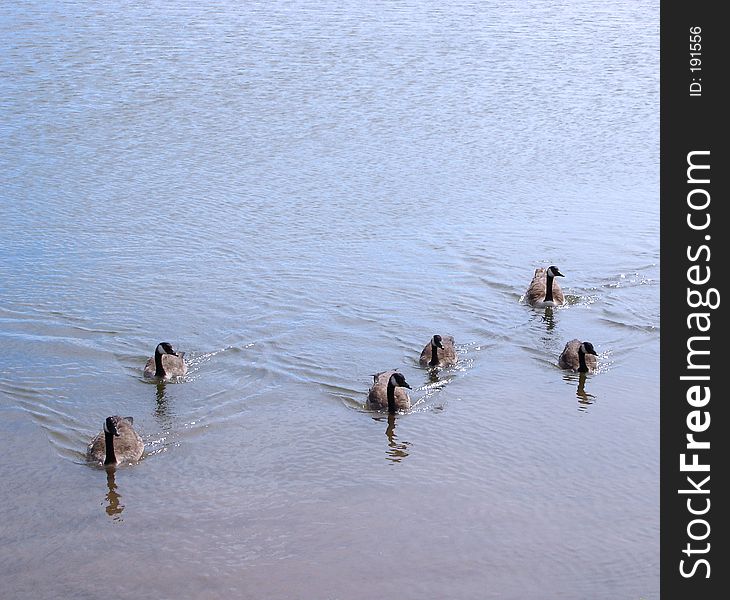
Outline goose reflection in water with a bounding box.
[427,368,441,385]
[155,382,166,405]
[541,306,556,331]
[562,372,597,411]
[576,372,597,410]
[103,468,125,522]
[154,381,174,429]
[371,413,411,464]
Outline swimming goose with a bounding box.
[558,339,598,373]
[87,416,144,466]
[525,266,565,307]
[367,371,412,413]
[419,334,457,367]
[143,342,188,380]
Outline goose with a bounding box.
[525,265,565,307]
[367,371,412,413]
[558,339,598,373]
[87,416,144,466]
[143,342,188,380]
[419,334,457,367]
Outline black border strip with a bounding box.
[661,1,726,597]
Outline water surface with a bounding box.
[0,1,659,598]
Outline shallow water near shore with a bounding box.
[1,1,659,598]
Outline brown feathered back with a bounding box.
[558,339,598,373]
[367,370,411,411]
[525,267,565,306]
[87,416,144,465]
[419,335,457,367]
[143,343,188,379]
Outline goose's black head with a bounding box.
[432,335,444,349]
[581,341,598,356]
[103,416,120,437]
[157,342,177,356]
[547,266,564,277]
[389,372,411,389]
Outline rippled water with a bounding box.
[1,1,659,598]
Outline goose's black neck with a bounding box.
[387,381,397,414]
[103,428,117,466]
[544,273,555,303]
[154,347,166,378]
[577,346,588,373]
[429,342,440,367]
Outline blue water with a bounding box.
[0,1,659,598]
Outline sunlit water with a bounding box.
[1,1,659,598]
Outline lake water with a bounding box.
[0,1,659,598]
